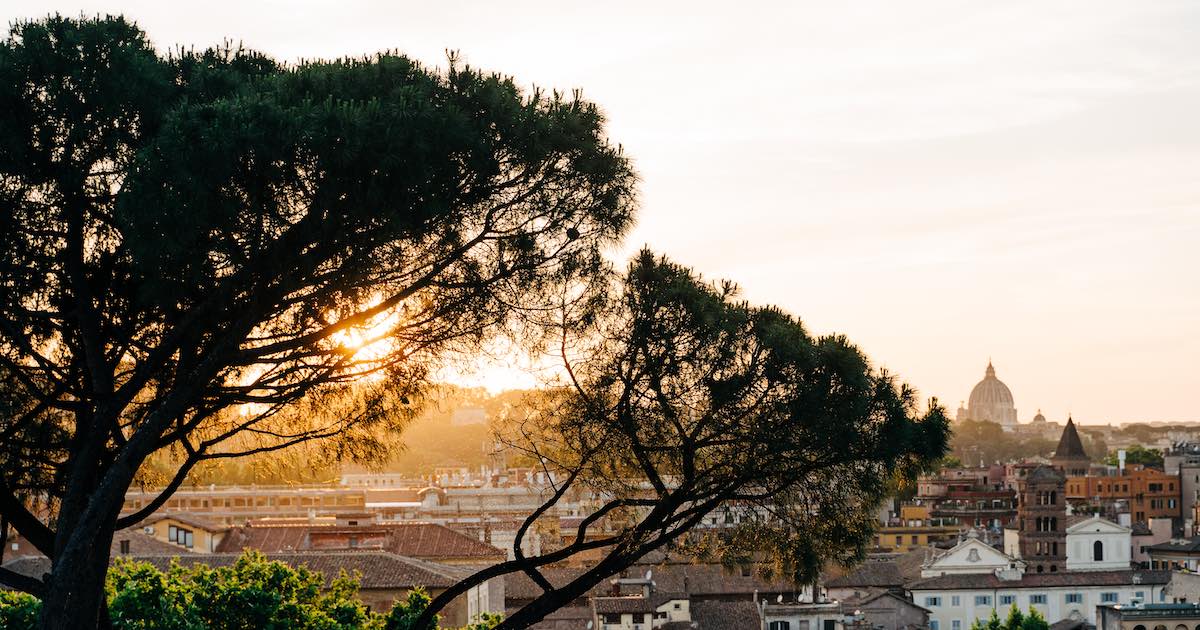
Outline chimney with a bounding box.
[1119,450,1126,473]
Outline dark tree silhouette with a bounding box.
[0,16,634,629]
[414,252,950,629]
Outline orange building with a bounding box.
[1065,464,1181,523]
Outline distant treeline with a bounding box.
[139,385,538,488]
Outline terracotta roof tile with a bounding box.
[215,522,504,560]
[826,561,903,588]
[140,512,229,532]
[691,600,760,629]
[512,605,592,630]
[504,562,799,603]
[135,551,466,589]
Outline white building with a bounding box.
[922,534,1025,578]
[1065,515,1132,571]
[909,570,1170,629]
[591,574,692,630]
[760,600,844,630]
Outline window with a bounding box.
[999,595,1015,605]
[604,614,621,623]
[975,596,991,606]
[951,596,960,606]
[1101,592,1118,603]
[119,539,130,555]
[1136,591,1145,600]
[912,535,919,544]
[769,622,791,630]
[952,621,961,630]
[183,530,194,549]
[930,622,940,630]
[1066,593,1082,604]
[1030,594,1047,605]
[895,535,903,546]
[925,597,942,607]
[168,525,178,542]
[1094,540,1104,562]
[673,603,681,610]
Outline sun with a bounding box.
[329,293,404,363]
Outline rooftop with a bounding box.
[909,569,1170,591]
[215,521,504,560]
[1053,417,1089,460]
[1147,537,1200,554]
[1101,602,1200,618]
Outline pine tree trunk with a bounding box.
[37,528,114,630]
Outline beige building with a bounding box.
[137,513,229,553]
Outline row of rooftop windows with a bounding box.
[924,591,1130,609]
[123,495,365,510]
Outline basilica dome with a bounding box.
[958,361,1018,426]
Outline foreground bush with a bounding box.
[0,552,499,630]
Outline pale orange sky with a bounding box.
[9,1,1198,424]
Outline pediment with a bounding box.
[1066,515,1131,535]
[928,538,1013,569]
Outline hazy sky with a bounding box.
[7,1,1198,424]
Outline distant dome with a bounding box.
[959,361,1018,426]
[1032,409,1046,423]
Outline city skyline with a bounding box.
[5,1,1197,423]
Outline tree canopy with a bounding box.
[413,252,949,627]
[970,605,1050,630]
[0,15,633,629]
[0,14,949,630]
[0,551,500,630]
[1103,444,1164,469]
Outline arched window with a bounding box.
[1050,491,1057,504]
[1094,540,1104,562]
[1051,517,1058,530]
